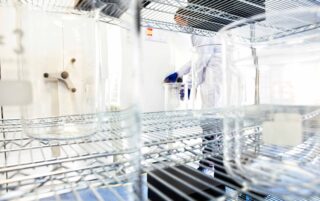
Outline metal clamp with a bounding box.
[43,71,76,93]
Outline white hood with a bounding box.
[191,34,222,54]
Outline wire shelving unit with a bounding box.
[0,0,320,200]
[1,0,319,37]
[1,110,320,200]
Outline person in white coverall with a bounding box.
[165,10,268,199]
[164,14,223,109]
[164,9,224,178]
[165,8,267,199]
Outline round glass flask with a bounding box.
[221,8,320,200]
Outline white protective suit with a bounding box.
[177,34,223,109]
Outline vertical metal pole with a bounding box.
[250,24,260,155]
[0,60,7,193]
[251,24,260,105]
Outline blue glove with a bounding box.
[164,72,178,83]
[180,88,191,101]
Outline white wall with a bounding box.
[0,9,100,119]
[0,10,137,119]
[0,7,21,119]
[140,28,192,112]
[0,13,192,118]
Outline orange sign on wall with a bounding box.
[146,27,153,37]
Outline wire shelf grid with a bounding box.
[0,110,320,200]
[0,0,318,38]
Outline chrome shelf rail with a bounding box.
[0,0,129,29]
[141,0,260,36]
[141,0,320,39]
[1,0,319,38]
[1,110,320,200]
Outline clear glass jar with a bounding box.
[163,83,185,111]
[221,8,320,199]
[0,3,105,140]
[0,1,140,141]
[97,2,143,200]
[0,1,142,200]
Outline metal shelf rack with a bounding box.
[1,110,319,201]
[0,0,129,28]
[141,0,320,37]
[141,0,262,36]
[2,0,319,38]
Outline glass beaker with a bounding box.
[221,8,320,199]
[163,83,185,111]
[97,1,143,200]
[0,0,140,141]
[15,6,102,140]
[0,1,143,200]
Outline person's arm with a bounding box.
[164,60,191,83]
[177,61,191,77]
